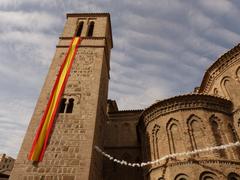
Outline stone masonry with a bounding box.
[10,13,240,180]
[10,13,112,180]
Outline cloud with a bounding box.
[0,98,34,157]
[0,11,61,32]
[198,0,235,15]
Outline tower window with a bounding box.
[87,21,95,37]
[66,98,74,113]
[76,21,84,37]
[59,98,66,113]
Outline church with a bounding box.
[9,13,240,180]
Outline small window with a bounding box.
[59,98,67,113]
[66,98,74,113]
[87,21,95,37]
[76,21,84,37]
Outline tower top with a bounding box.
[66,12,113,48]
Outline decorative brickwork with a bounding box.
[10,12,240,180]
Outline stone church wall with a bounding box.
[103,110,143,180]
[199,45,240,141]
[139,94,240,179]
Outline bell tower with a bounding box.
[10,13,113,180]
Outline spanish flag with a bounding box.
[28,37,81,161]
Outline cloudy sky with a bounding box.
[1,0,240,158]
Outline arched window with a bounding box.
[228,172,240,180]
[76,21,84,37]
[187,115,205,154]
[66,98,74,113]
[199,171,217,180]
[211,120,226,158]
[87,21,95,37]
[152,125,160,160]
[167,119,185,154]
[221,76,240,101]
[59,98,66,113]
[174,173,188,180]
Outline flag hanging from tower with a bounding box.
[28,37,81,161]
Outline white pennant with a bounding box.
[95,141,240,167]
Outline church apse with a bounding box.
[139,94,240,179]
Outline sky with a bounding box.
[1,0,240,158]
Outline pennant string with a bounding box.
[95,141,240,167]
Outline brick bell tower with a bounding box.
[10,13,113,180]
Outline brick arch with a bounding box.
[187,114,206,153]
[152,124,160,160]
[87,21,95,37]
[221,76,233,99]
[166,118,185,154]
[75,21,84,37]
[199,171,217,180]
[174,173,189,180]
[220,76,240,104]
[58,95,79,114]
[209,115,227,158]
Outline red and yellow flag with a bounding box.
[28,37,81,161]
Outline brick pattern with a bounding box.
[9,12,240,180]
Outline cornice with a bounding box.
[147,159,240,175]
[199,43,240,93]
[140,93,232,127]
[115,109,143,113]
[66,13,111,18]
[108,109,143,115]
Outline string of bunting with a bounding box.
[95,141,240,168]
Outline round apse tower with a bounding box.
[139,94,240,180]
